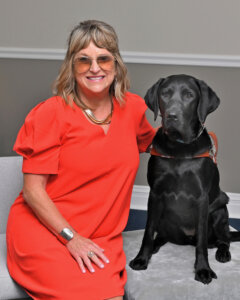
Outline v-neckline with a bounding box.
[73,98,116,137]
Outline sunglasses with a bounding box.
[73,55,115,73]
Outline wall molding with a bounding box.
[1,47,240,67]
[0,47,66,60]
[131,185,240,219]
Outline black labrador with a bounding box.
[129,74,240,284]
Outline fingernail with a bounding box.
[106,259,110,263]
[82,269,86,274]
[91,268,95,273]
[100,264,104,268]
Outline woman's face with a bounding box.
[74,41,116,99]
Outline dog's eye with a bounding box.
[184,91,194,99]
[161,90,171,98]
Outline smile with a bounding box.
[86,76,105,81]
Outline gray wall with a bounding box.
[1,0,240,55]
[0,0,240,193]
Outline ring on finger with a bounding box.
[87,251,96,258]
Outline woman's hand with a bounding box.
[66,233,110,273]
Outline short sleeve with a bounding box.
[133,95,156,153]
[13,97,64,174]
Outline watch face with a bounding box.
[61,228,74,241]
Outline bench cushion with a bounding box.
[0,156,23,234]
[0,234,29,299]
[123,230,240,300]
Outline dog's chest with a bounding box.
[149,157,205,198]
[151,159,202,233]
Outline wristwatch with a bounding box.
[57,228,74,245]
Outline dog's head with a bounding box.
[145,74,220,143]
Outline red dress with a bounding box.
[7,92,155,300]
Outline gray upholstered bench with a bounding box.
[0,156,30,300]
[123,230,240,300]
[1,156,240,300]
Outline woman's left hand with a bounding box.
[66,233,110,273]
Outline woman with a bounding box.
[7,20,155,300]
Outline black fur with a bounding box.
[129,74,240,285]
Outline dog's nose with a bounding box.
[166,112,178,121]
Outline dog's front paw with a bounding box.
[195,268,217,285]
[129,256,149,270]
[216,245,231,263]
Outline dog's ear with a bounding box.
[144,78,165,120]
[196,79,220,124]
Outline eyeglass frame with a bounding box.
[73,54,116,73]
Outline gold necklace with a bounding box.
[83,101,113,125]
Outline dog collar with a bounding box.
[151,131,218,164]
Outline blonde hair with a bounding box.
[52,20,130,107]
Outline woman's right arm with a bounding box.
[23,173,109,273]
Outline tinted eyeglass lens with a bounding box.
[74,56,114,73]
[97,56,114,70]
[74,57,91,73]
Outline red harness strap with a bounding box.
[150,132,218,164]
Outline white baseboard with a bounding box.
[1,47,240,68]
[131,185,240,219]
[131,185,150,211]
